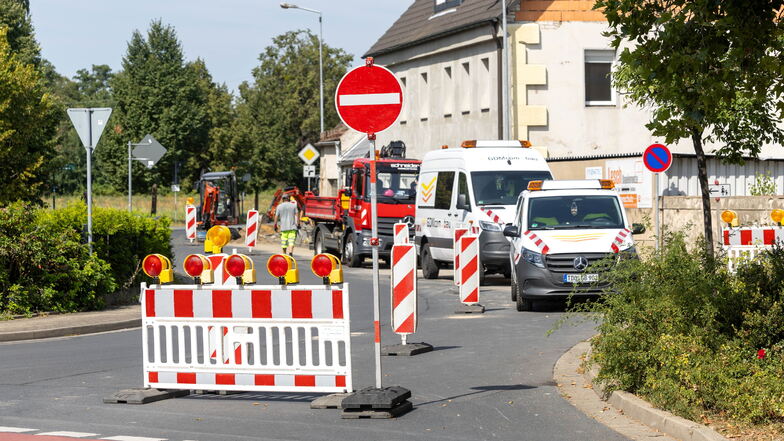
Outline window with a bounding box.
[528,195,624,230]
[457,172,471,210]
[420,71,429,120]
[399,76,407,123]
[443,65,454,116]
[479,57,490,110]
[435,171,455,209]
[584,50,615,106]
[460,61,471,113]
[471,170,552,206]
[434,0,461,13]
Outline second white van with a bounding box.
[415,140,553,281]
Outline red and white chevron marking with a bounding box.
[610,228,631,253]
[185,204,196,241]
[206,254,235,286]
[453,227,469,286]
[480,207,502,224]
[523,230,550,255]
[723,227,784,246]
[459,235,480,305]
[244,209,259,250]
[390,243,416,335]
[393,222,409,244]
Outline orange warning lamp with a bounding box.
[142,254,173,284]
[267,254,299,285]
[311,253,343,285]
[519,140,532,148]
[599,179,615,189]
[183,254,213,284]
[226,254,256,284]
[771,209,784,226]
[721,210,739,227]
[205,225,232,254]
[186,196,195,205]
[461,140,477,148]
[527,180,543,191]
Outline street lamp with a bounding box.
[280,2,324,136]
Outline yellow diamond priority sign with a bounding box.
[298,143,320,165]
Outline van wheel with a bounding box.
[421,243,439,279]
[479,266,487,286]
[511,276,518,301]
[516,288,533,312]
[314,230,324,255]
[343,233,362,268]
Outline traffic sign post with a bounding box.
[335,58,411,417]
[67,108,112,255]
[127,135,166,212]
[643,144,672,250]
[299,144,320,192]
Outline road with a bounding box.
[0,233,626,441]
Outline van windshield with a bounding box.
[527,195,624,230]
[472,171,552,206]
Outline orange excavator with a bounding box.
[265,186,307,222]
[196,171,241,239]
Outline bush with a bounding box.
[576,233,784,424]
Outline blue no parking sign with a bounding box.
[643,144,672,173]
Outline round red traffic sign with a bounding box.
[643,144,672,173]
[335,61,402,134]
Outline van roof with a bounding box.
[420,145,550,172]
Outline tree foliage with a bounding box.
[596,0,784,251]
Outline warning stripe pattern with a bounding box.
[147,371,346,389]
[459,235,480,304]
[723,227,784,246]
[393,223,409,244]
[185,204,197,239]
[610,228,632,253]
[207,254,234,286]
[523,230,550,255]
[480,207,502,224]
[391,243,416,334]
[245,210,259,248]
[453,227,469,286]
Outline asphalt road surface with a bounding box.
[0,233,627,441]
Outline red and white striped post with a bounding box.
[185,204,196,243]
[457,234,484,313]
[453,227,469,286]
[206,254,236,287]
[390,243,416,343]
[245,209,259,252]
[393,222,409,244]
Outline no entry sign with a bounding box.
[643,144,672,173]
[335,59,402,134]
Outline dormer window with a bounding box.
[434,0,462,14]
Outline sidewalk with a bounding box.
[0,305,141,343]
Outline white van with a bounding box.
[415,140,553,280]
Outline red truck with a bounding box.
[304,144,420,267]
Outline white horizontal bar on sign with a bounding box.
[339,93,400,106]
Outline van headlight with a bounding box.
[523,248,545,268]
[479,221,502,232]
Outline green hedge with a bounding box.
[0,202,171,315]
[578,235,784,424]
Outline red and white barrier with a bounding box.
[453,227,469,286]
[722,227,784,246]
[206,254,236,287]
[390,243,416,344]
[393,223,409,244]
[459,235,480,305]
[185,204,196,242]
[141,283,352,393]
[245,209,259,252]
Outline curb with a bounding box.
[558,340,728,441]
[0,318,141,342]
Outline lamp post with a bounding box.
[280,2,324,135]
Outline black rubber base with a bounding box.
[455,303,485,314]
[381,342,434,356]
[310,393,350,409]
[341,400,413,419]
[103,388,189,404]
[341,386,412,418]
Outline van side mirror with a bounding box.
[456,194,468,210]
[632,223,646,235]
[503,225,520,238]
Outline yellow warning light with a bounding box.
[721,210,739,227]
[771,209,784,226]
[226,254,256,284]
[461,140,477,148]
[311,253,343,285]
[520,140,532,148]
[186,196,195,205]
[183,254,214,284]
[599,179,615,189]
[205,225,232,254]
[527,180,543,191]
[142,254,173,284]
[267,254,299,285]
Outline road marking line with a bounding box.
[102,437,167,441]
[0,426,36,433]
[37,432,99,438]
[338,93,400,106]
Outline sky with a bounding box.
[30,0,413,93]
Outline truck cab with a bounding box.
[503,179,645,311]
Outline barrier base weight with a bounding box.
[381,342,434,356]
[103,388,189,405]
[310,393,350,409]
[455,303,485,314]
[341,386,412,419]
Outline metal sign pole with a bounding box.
[369,133,382,389]
[654,172,660,250]
[86,110,93,254]
[128,141,132,212]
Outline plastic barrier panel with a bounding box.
[459,235,480,305]
[245,209,259,251]
[185,205,197,242]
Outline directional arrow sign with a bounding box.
[132,134,166,166]
[67,107,112,150]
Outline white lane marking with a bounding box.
[339,93,400,106]
[0,426,36,432]
[102,437,167,441]
[37,432,99,438]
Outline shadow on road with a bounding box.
[416,383,537,406]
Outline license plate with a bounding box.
[563,273,598,283]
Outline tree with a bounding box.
[234,30,352,189]
[98,20,210,193]
[596,0,784,254]
[0,28,58,203]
